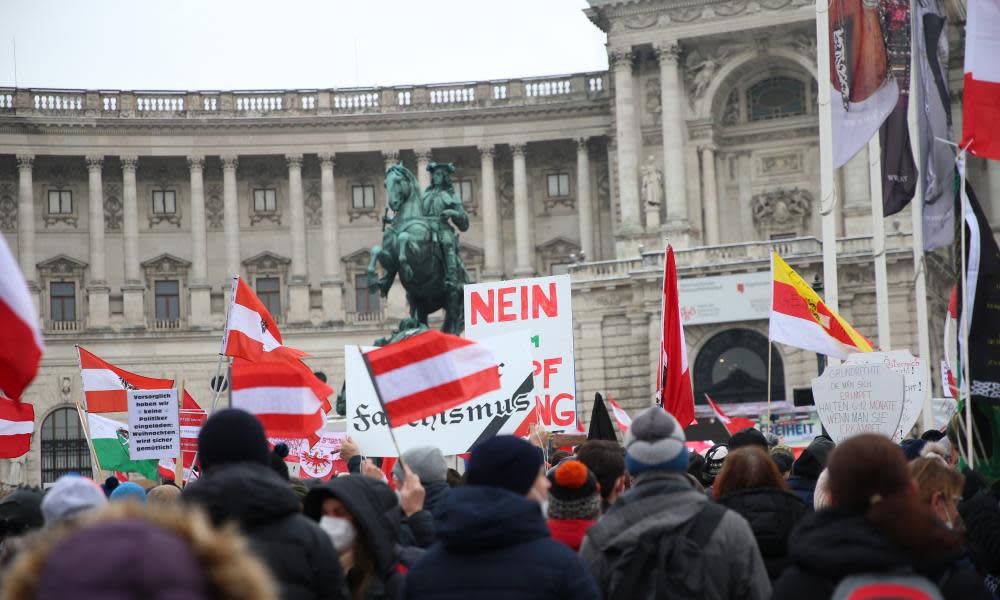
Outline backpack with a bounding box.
[607,502,726,600]
[832,573,945,600]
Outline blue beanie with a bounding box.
[466,435,544,495]
[109,482,147,504]
[624,407,689,475]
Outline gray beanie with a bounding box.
[41,475,108,525]
[624,407,688,475]
[392,446,448,484]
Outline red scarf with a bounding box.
[547,519,596,552]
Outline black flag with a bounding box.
[880,0,917,215]
[588,393,619,441]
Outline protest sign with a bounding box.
[346,331,535,456]
[932,397,958,430]
[763,412,824,446]
[268,432,348,480]
[127,389,180,460]
[464,274,577,431]
[843,350,925,439]
[811,364,905,443]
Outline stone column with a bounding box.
[221,156,241,283]
[609,48,641,234]
[15,156,38,315]
[657,42,691,237]
[700,145,721,246]
[187,156,211,329]
[576,137,595,260]
[319,154,344,322]
[478,144,502,279]
[512,143,534,276]
[286,154,310,323]
[415,148,433,192]
[85,156,110,329]
[121,156,145,329]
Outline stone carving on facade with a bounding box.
[537,236,582,275]
[758,152,804,176]
[498,166,514,218]
[722,89,741,125]
[641,156,663,211]
[141,253,190,278]
[0,183,16,232]
[243,251,290,279]
[305,180,322,227]
[205,183,224,229]
[38,254,87,278]
[645,77,661,125]
[36,159,85,187]
[751,188,812,234]
[103,183,122,231]
[597,161,610,211]
[623,11,659,29]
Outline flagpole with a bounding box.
[766,341,773,433]
[73,344,102,480]
[208,276,239,414]
[815,0,840,356]
[359,350,407,470]
[958,153,974,466]
[174,378,185,484]
[868,135,892,350]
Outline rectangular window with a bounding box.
[256,277,281,318]
[253,188,277,213]
[151,190,177,214]
[355,273,380,314]
[546,173,570,198]
[47,190,73,214]
[154,280,180,321]
[352,185,375,209]
[456,180,474,204]
[769,232,797,241]
[49,281,76,322]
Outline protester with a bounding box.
[728,427,768,451]
[146,484,181,505]
[702,443,728,489]
[0,487,44,571]
[445,468,462,488]
[268,443,291,481]
[182,408,346,600]
[108,481,147,504]
[958,488,1000,592]
[391,446,449,538]
[785,435,834,507]
[303,473,411,600]
[773,434,991,600]
[900,438,927,461]
[39,475,107,525]
[580,407,770,599]
[100,476,120,497]
[713,446,808,581]
[575,439,627,513]
[546,459,600,551]
[769,445,794,479]
[1,501,276,600]
[404,435,599,599]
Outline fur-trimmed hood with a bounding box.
[1,501,276,600]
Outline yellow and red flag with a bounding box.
[769,252,873,359]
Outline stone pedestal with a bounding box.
[122,284,146,330]
[188,283,212,330]
[86,284,111,330]
[288,279,311,324]
[321,278,345,323]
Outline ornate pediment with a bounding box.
[537,236,582,260]
[141,253,191,276]
[37,254,88,276]
[243,251,291,274]
[340,248,373,270]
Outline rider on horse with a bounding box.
[422,162,469,292]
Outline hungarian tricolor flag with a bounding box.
[962,0,1000,161]
[78,346,173,413]
[363,330,501,427]
[705,393,757,435]
[0,234,43,402]
[769,252,874,359]
[0,399,34,458]
[223,277,304,363]
[656,246,695,427]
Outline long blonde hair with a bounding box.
[909,456,964,506]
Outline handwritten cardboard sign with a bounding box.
[811,364,905,444]
[843,350,926,440]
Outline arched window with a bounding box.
[693,329,784,404]
[40,407,92,484]
[746,77,806,122]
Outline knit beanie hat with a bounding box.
[41,476,108,525]
[0,488,44,536]
[624,407,688,475]
[466,435,543,495]
[146,484,181,505]
[109,482,147,504]
[197,409,269,473]
[547,460,600,520]
[392,446,448,484]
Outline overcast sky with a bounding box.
[0,0,608,90]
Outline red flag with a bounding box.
[223,277,305,363]
[364,330,500,427]
[0,235,43,402]
[961,0,1000,161]
[77,346,173,413]
[0,399,34,458]
[705,394,757,435]
[656,246,695,427]
[606,395,632,433]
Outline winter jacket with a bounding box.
[422,480,450,517]
[303,475,405,600]
[181,462,346,600]
[404,485,599,600]
[717,487,809,580]
[786,475,817,508]
[959,490,1000,576]
[772,508,992,600]
[547,518,595,552]
[579,471,771,600]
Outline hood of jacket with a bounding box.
[182,462,299,528]
[786,508,910,579]
[791,437,835,480]
[423,480,451,516]
[433,485,550,552]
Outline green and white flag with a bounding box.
[87,413,159,481]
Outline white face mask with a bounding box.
[541,500,550,518]
[319,516,357,552]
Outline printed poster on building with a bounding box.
[345,331,535,457]
[464,274,578,432]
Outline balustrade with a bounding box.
[136,95,185,112]
[235,95,283,111]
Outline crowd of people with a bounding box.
[1,405,999,600]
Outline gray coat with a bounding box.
[579,471,771,600]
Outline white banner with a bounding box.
[811,364,905,444]
[127,389,180,460]
[678,271,771,325]
[346,331,535,456]
[464,274,577,431]
[843,350,926,439]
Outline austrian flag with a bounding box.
[364,331,501,427]
[77,346,173,413]
[0,400,34,458]
[223,277,303,362]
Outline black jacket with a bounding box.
[303,475,405,600]
[404,485,599,600]
[182,462,347,600]
[773,508,991,600]
[717,487,809,580]
[958,490,1000,576]
[786,475,817,508]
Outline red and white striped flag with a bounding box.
[705,394,757,435]
[0,235,43,402]
[606,396,632,434]
[78,346,173,413]
[157,390,206,480]
[363,330,501,427]
[656,246,695,427]
[222,277,304,363]
[0,398,34,458]
[962,0,1000,161]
